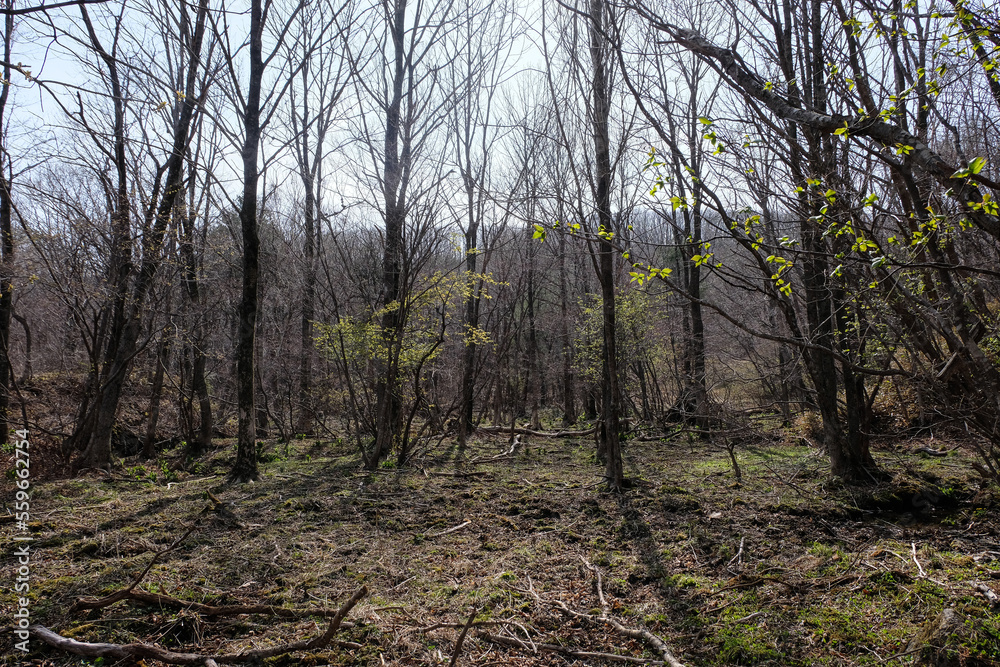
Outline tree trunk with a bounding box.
[12,311,29,383]
[71,0,209,471]
[297,182,316,435]
[143,328,171,459]
[232,0,265,482]
[558,230,576,426]
[457,203,480,450]
[0,61,11,449]
[526,237,541,431]
[589,0,624,490]
[370,0,408,469]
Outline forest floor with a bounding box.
[2,424,1000,666]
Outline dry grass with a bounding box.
[2,429,1000,666]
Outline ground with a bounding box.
[2,426,999,666]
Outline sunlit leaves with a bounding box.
[951,156,987,179]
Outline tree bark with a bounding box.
[0,2,13,448]
[232,0,265,482]
[558,229,576,426]
[179,197,212,455]
[370,0,408,469]
[143,327,171,459]
[590,0,624,490]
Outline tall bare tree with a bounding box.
[59,0,210,470]
[347,0,461,468]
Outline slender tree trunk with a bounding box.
[144,330,171,459]
[232,0,265,482]
[525,235,541,431]
[12,311,29,383]
[558,229,576,426]
[590,0,624,490]
[457,197,480,450]
[180,200,212,455]
[0,3,11,447]
[370,0,408,469]
[297,183,316,434]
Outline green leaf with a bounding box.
[969,156,987,174]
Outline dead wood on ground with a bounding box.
[32,585,367,665]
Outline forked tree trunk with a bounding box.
[370,0,408,469]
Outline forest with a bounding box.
[1,0,1000,664]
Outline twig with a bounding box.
[727,536,745,571]
[729,611,765,624]
[385,576,415,592]
[911,543,927,578]
[34,586,367,664]
[430,520,471,537]
[72,519,202,613]
[975,582,999,606]
[581,557,608,608]
[448,608,479,667]
[877,646,929,663]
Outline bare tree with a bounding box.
[347,0,462,468]
[447,0,521,449]
[284,0,353,436]
[0,0,15,446]
[52,0,211,470]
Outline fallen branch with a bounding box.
[72,519,202,613]
[430,520,471,538]
[975,582,999,606]
[465,436,521,464]
[727,536,745,571]
[32,586,366,665]
[524,568,686,667]
[448,608,478,667]
[911,543,927,578]
[728,611,766,625]
[408,619,523,634]
[421,469,490,478]
[914,447,948,457]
